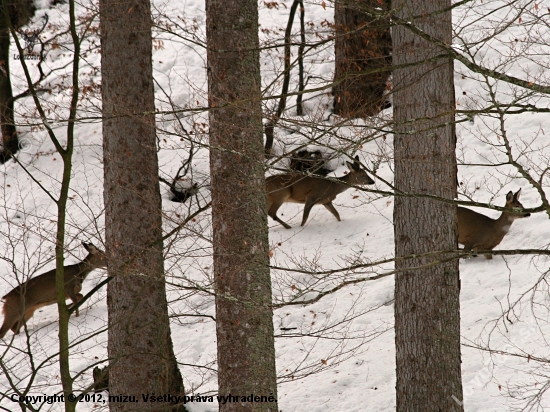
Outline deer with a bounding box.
[0,242,107,338]
[266,155,375,229]
[458,189,530,259]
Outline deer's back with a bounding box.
[3,263,87,306]
[266,174,336,203]
[457,207,503,248]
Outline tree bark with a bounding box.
[0,0,36,163]
[392,0,463,410]
[333,0,391,118]
[0,24,17,163]
[100,1,185,410]
[206,0,278,411]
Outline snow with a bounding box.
[1,0,550,411]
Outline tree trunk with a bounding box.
[206,0,278,411]
[0,25,17,163]
[0,0,36,163]
[333,0,391,118]
[392,0,463,410]
[100,1,185,410]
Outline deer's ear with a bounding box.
[85,243,102,255]
[506,191,514,203]
[346,162,354,171]
[514,188,522,199]
[82,242,100,254]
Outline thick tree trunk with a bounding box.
[100,1,185,410]
[206,0,278,411]
[333,0,391,118]
[392,0,463,411]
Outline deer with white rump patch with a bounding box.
[458,189,530,259]
[266,155,375,229]
[0,242,107,338]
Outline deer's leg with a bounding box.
[0,321,12,339]
[0,310,19,338]
[13,304,44,335]
[23,306,38,323]
[470,243,492,259]
[272,215,292,230]
[11,321,23,335]
[323,202,341,221]
[15,301,43,333]
[1,300,24,337]
[11,314,26,334]
[470,243,495,259]
[301,198,318,226]
[471,245,492,259]
[268,199,292,229]
[68,292,84,317]
[461,244,477,258]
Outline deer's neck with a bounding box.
[69,260,95,280]
[495,212,515,234]
[334,174,355,194]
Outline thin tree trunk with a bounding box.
[264,0,301,155]
[392,0,463,410]
[206,0,278,411]
[333,0,391,118]
[0,0,37,163]
[0,28,17,163]
[296,0,305,116]
[100,0,185,410]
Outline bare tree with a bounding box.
[333,0,391,118]
[392,0,463,410]
[206,0,278,410]
[99,0,185,409]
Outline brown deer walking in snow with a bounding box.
[266,155,375,229]
[458,189,530,259]
[0,242,107,338]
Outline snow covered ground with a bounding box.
[1,0,549,411]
